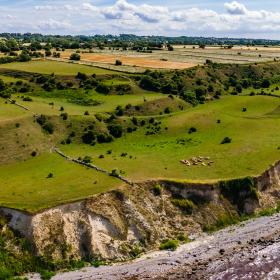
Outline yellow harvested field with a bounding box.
[60,52,197,70]
[55,44,280,71]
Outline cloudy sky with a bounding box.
[1,0,280,39]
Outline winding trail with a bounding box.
[50,213,280,280]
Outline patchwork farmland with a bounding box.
[56,45,280,71]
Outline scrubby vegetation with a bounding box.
[159,239,179,251]
[138,63,280,105]
[171,198,195,214]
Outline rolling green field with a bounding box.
[61,95,280,181]
[0,60,120,75]
[0,98,29,120]
[12,91,163,116]
[0,153,120,212]
[1,95,280,212]
[0,75,22,83]
[1,59,280,212]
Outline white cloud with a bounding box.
[102,0,169,23]
[0,1,279,38]
[82,3,99,12]
[38,19,71,30]
[224,1,247,15]
[35,5,57,11]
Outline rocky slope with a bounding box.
[51,212,280,280]
[1,160,280,262]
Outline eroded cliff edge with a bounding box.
[1,160,280,262]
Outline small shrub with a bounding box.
[108,124,123,138]
[115,105,124,116]
[82,131,96,144]
[76,72,87,80]
[42,122,54,134]
[153,184,162,196]
[177,233,190,242]
[221,137,232,144]
[130,244,143,258]
[203,215,239,232]
[110,169,119,177]
[70,53,81,61]
[69,131,75,138]
[171,199,194,214]
[131,117,138,126]
[31,151,37,157]
[188,127,197,134]
[60,112,68,120]
[115,59,122,66]
[40,270,55,280]
[96,84,110,94]
[159,239,179,251]
[36,114,47,126]
[23,96,33,102]
[140,120,146,126]
[97,133,113,143]
[82,156,92,163]
[91,260,105,268]
[164,107,171,114]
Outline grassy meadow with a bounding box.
[12,90,163,116]
[0,60,120,75]
[61,95,280,182]
[0,153,120,212]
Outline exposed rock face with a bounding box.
[1,161,280,261]
[256,160,280,210]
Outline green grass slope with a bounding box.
[61,95,280,182]
[0,60,120,75]
[0,153,120,212]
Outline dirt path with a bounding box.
[50,213,280,280]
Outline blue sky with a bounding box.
[1,1,280,39]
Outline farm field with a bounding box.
[60,51,196,70]
[58,45,280,71]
